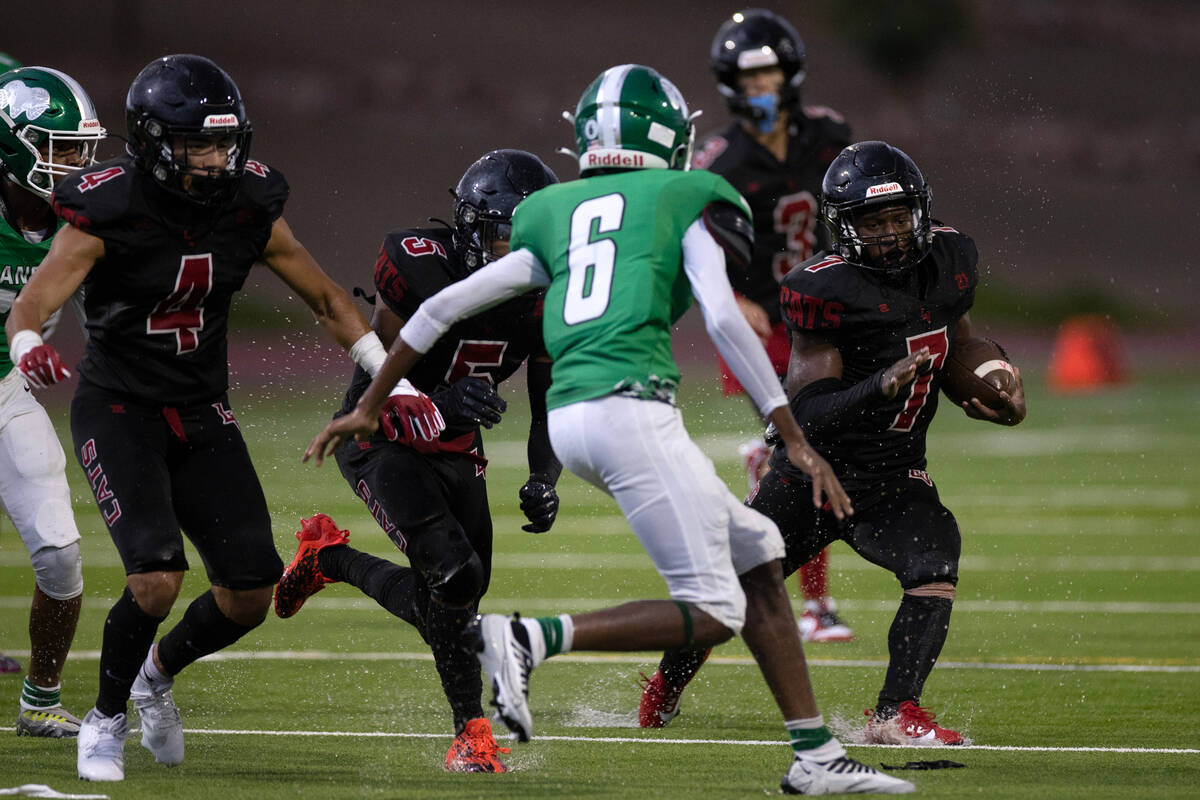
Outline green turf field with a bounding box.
[2,362,1197,798]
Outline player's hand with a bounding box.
[880,347,931,399]
[518,475,559,533]
[735,294,772,340]
[782,438,853,520]
[432,377,507,429]
[304,408,377,466]
[18,344,71,389]
[962,365,1027,426]
[380,381,445,448]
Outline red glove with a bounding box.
[379,380,445,451]
[18,344,71,388]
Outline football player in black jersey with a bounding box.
[644,141,1026,746]
[640,8,855,728]
[704,8,854,641]
[6,54,442,782]
[272,149,561,773]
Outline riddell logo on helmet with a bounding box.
[585,152,645,168]
[202,114,239,128]
[867,182,903,197]
[79,119,101,130]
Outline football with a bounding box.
[942,337,1017,410]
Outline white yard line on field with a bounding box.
[0,723,1192,754]
[5,648,1196,672]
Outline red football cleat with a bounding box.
[444,717,510,773]
[638,670,685,729]
[865,701,963,746]
[273,514,350,619]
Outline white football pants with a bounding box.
[548,394,785,633]
[0,369,82,599]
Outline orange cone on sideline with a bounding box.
[1047,314,1127,392]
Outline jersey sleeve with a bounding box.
[236,159,289,223]
[778,256,849,337]
[50,158,141,248]
[933,227,979,318]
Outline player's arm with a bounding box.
[6,224,104,387]
[260,217,372,349]
[519,355,562,533]
[952,314,1026,426]
[785,327,931,440]
[304,247,550,465]
[682,216,851,518]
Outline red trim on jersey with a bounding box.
[804,255,844,273]
[931,226,958,233]
[802,105,846,125]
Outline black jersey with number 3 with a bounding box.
[692,108,850,323]
[774,226,979,484]
[339,226,545,435]
[52,155,288,405]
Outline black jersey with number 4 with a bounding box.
[692,108,850,323]
[339,226,545,438]
[51,155,288,405]
[773,226,978,485]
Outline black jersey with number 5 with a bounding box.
[774,226,978,484]
[339,225,545,437]
[51,155,288,405]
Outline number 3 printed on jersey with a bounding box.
[147,254,213,354]
[889,327,949,432]
[563,193,623,325]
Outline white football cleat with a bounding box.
[77,708,127,782]
[783,752,915,795]
[471,613,535,742]
[131,671,184,766]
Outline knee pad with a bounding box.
[429,551,485,607]
[31,541,83,600]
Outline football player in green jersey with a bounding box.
[0,64,106,737]
[305,65,913,795]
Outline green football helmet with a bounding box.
[570,63,696,175]
[0,66,105,198]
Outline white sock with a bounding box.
[139,646,172,691]
[558,614,575,654]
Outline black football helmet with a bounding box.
[710,9,806,131]
[820,141,932,274]
[124,54,252,205]
[453,149,558,269]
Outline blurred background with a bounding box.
[7,0,1198,382]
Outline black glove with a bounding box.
[430,377,507,429]
[519,475,558,533]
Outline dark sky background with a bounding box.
[9,0,1198,339]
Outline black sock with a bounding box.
[96,587,166,718]
[659,646,713,688]
[425,599,484,733]
[156,590,256,676]
[319,546,423,634]
[877,594,953,716]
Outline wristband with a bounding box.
[10,329,44,365]
[349,331,387,378]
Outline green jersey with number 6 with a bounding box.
[510,168,750,411]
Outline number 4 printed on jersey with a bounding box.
[147,254,213,354]
[889,326,948,432]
